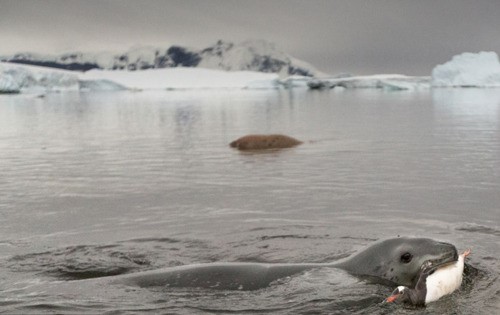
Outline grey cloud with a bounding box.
[1,0,499,75]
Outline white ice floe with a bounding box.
[432,51,500,87]
[308,74,430,90]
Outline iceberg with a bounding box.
[0,72,20,93]
[0,62,79,92]
[279,75,314,88]
[1,62,281,92]
[308,74,430,90]
[380,77,431,91]
[432,52,500,87]
[78,79,127,91]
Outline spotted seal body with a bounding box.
[229,134,302,150]
[112,238,458,290]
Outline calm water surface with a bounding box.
[0,88,499,314]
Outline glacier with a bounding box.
[432,51,500,87]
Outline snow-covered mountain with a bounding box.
[0,40,321,77]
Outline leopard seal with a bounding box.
[112,237,458,290]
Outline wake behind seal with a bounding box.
[111,237,458,290]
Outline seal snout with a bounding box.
[444,242,459,262]
[428,243,459,269]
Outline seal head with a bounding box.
[334,237,458,287]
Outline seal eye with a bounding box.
[400,253,413,263]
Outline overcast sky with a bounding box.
[1,0,499,75]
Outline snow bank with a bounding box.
[79,67,280,90]
[432,52,500,87]
[0,62,79,92]
[308,74,430,90]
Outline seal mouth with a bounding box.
[422,246,459,274]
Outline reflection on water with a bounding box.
[0,88,499,314]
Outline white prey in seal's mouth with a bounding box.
[385,249,471,306]
[424,248,470,304]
